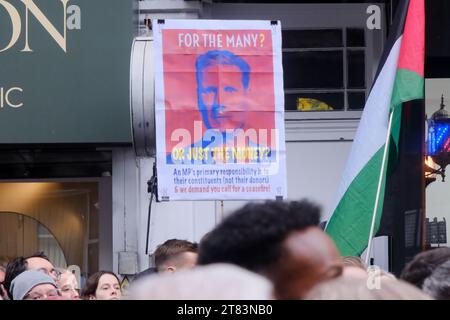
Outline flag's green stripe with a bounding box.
[326,69,423,256]
[326,146,387,256]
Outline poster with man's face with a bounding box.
[154,20,287,201]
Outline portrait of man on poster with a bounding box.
[167,50,273,165]
[196,50,250,132]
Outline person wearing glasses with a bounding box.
[10,270,63,300]
[3,252,60,300]
[57,269,81,300]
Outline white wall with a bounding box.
[112,148,218,272]
[285,141,352,219]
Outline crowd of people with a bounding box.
[1,199,450,300]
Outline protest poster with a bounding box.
[154,19,287,200]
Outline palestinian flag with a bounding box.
[325,0,425,256]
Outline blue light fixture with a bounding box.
[426,95,450,184]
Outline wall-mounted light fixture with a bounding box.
[426,95,450,185]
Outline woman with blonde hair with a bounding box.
[56,269,81,300]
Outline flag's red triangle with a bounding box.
[397,0,425,77]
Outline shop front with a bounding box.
[0,0,134,280]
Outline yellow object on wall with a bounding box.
[297,98,333,111]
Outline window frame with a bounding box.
[208,3,386,120]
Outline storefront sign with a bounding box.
[0,0,132,144]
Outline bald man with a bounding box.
[269,227,342,299]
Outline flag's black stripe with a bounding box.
[369,0,410,94]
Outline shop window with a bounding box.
[0,182,101,278]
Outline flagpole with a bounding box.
[365,111,394,265]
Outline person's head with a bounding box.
[82,271,121,300]
[196,50,250,131]
[4,252,59,299]
[341,256,368,280]
[400,247,450,288]
[0,265,6,300]
[128,263,274,300]
[367,266,396,281]
[10,270,61,300]
[305,276,432,300]
[342,256,367,269]
[57,269,80,300]
[154,239,198,273]
[422,260,450,300]
[198,199,342,299]
[0,265,5,282]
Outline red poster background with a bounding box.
[162,29,275,153]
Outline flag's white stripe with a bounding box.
[324,36,403,222]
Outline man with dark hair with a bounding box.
[422,260,450,300]
[4,252,60,300]
[198,200,342,299]
[154,239,198,273]
[400,247,450,289]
